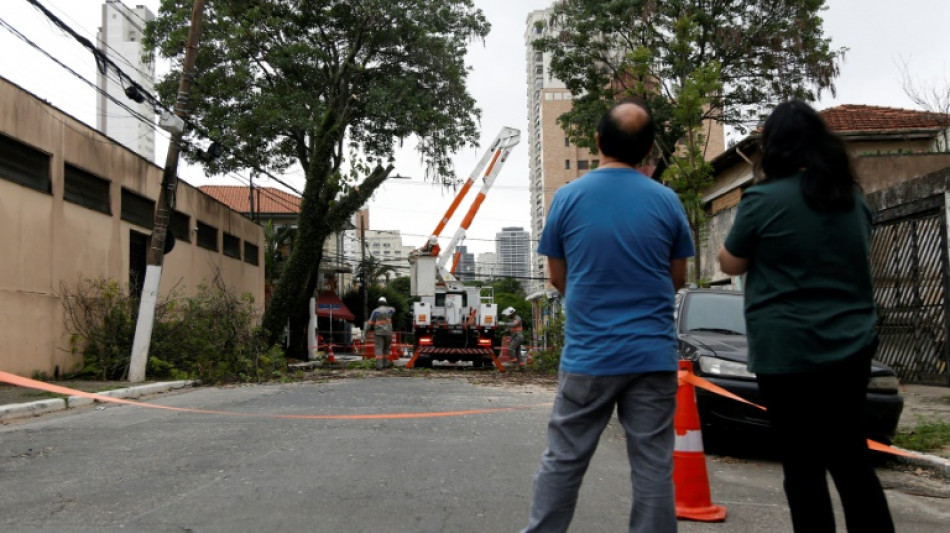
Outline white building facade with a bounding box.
[96,0,155,161]
[496,226,531,290]
[475,251,498,281]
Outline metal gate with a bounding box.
[871,209,950,384]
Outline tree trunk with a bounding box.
[261,170,331,348]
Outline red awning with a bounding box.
[315,291,355,321]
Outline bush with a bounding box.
[531,311,564,374]
[61,275,284,383]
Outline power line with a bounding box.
[0,16,156,127]
[22,0,305,197]
[24,0,165,114]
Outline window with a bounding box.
[170,211,191,243]
[120,188,154,229]
[577,160,589,170]
[0,133,51,193]
[223,233,241,259]
[564,137,570,147]
[564,159,571,170]
[592,159,600,168]
[64,163,111,214]
[244,242,260,266]
[196,221,218,251]
[534,52,542,62]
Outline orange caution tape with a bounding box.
[678,369,918,458]
[0,370,551,420]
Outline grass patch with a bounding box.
[894,420,950,452]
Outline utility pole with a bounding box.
[128,0,205,382]
[360,215,368,328]
[248,173,255,222]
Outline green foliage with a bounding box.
[61,277,285,383]
[894,420,950,452]
[263,219,297,286]
[358,256,399,287]
[388,276,412,303]
[531,310,565,374]
[145,1,491,354]
[491,277,526,299]
[341,285,410,331]
[534,0,843,176]
[491,278,531,338]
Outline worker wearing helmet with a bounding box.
[368,296,395,370]
[500,307,525,368]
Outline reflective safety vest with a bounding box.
[369,306,394,335]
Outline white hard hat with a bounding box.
[378,296,387,304]
[503,307,516,317]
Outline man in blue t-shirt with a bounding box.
[522,99,694,533]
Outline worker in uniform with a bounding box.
[367,296,395,370]
[501,307,525,368]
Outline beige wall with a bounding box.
[0,77,263,377]
[700,138,950,283]
[856,153,950,194]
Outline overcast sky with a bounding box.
[2,0,948,256]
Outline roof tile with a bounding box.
[820,104,949,133]
[199,185,300,215]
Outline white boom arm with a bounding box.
[437,127,521,274]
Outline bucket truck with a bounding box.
[406,127,521,369]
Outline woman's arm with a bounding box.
[718,245,749,276]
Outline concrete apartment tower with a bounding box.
[496,226,531,290]
[455,245,476,281]
[476,252,498,281]
[96,1,156,161]
[525,8,600,294]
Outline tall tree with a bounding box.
[145,0,489,356]
[533,0,843,280]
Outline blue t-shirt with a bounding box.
[537,168,694,375]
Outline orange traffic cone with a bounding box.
[673,360,726,522]
[327,342,335,363]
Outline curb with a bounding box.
[0,398,67,421]
[0,381,197,422]
[894,448,950,480]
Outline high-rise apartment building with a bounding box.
[363,229,414,279]
[454,245,476,281]
[96,1,155,161]
[525,8,599,294]
[496,226,531,290]
[475,252,498,281]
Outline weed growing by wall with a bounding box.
[61,274,284,383]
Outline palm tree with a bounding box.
[358,256,398,287]
[263,220,297,290]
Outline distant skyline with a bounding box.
[2,0,948,256]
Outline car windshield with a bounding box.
[683,292,746,335]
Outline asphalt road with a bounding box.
[1,375,947,532]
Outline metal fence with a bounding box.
[871,209,950,384]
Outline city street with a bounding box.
[1,375,948,532]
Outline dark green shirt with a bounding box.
[723,173,876,374]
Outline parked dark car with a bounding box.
[676,288,904,446]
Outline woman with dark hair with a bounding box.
[717,100,894,533]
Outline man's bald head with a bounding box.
[596,99,655,167]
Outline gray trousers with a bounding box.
[374,334,392,369]
[522,370,678,533]
[509,334,524,364]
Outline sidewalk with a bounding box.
[894,383,950,477]
[0,380,196,422]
